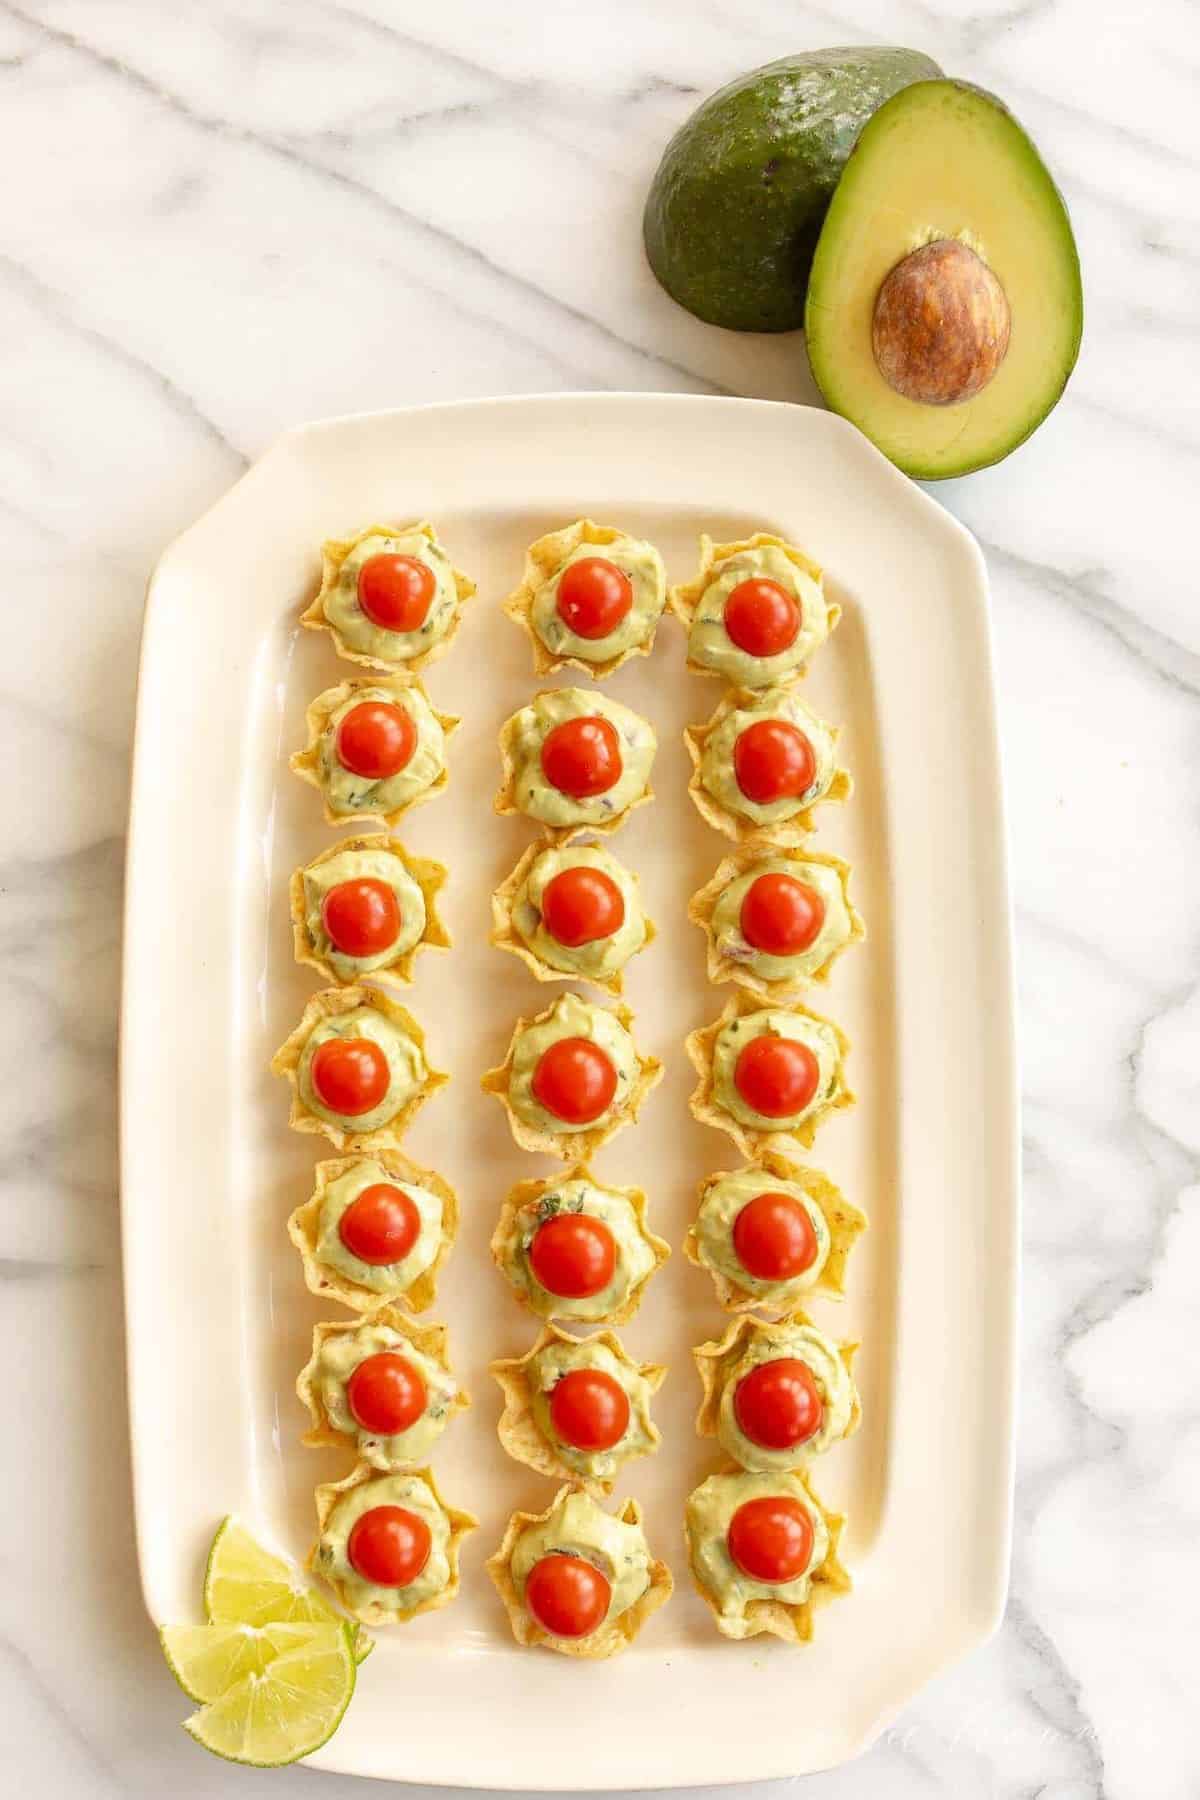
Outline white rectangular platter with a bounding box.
[122,393,1018,1787]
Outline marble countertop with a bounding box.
[3,1,1196,1795]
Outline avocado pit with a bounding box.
[871,237,1011,406]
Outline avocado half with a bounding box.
[804,80,1083,478]
[643,47,942,333]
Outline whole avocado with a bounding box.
[643,46,942,332]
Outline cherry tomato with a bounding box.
[540,716,622,799]
[322,878,401,958]
[727,1495,814,1584]
[541,866,626,948]
[733,719,816,806]
[335,700,416,780]
[310,1037,391,1116]
[529,1213,617,1298]
[346,1504,432,1588]
[556,557,633,640]
[357,554,436,633]
[739,873,825,957]
[525,1552,611,1638]
[723,578,801,658]
[732,1191,819,1282]
[346,1352,427,1436]
[338,1183,421,1265]
[531,1037,618,1124]
[549,1368,631,1451]
[733,1034,819,1119]
[734,1357,823,1450]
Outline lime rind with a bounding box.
[181,1625,355,1767]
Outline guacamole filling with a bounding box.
[314,1321,458,1469]
[510,1489,651,1634]
[695,1167,831,1301]
[303,847,426,980]
[531,538,666,663]
[321,685,446,817]
[511,845,646,981]
[502,1177,657,1322]
[529,1338,655,1481]
[316,1161,443,1296]
[687,1470,828,1621]
[297,1006,426,1133]
[688,545,830,686]
[710,858,851,983]
[316,1473,451,1618]
[508,688,655,830]
[509,994,637,1137]
[717,1322,853,1468]
[701,688,836,828]
[323,531,459,663]
[712,1008,841,1131]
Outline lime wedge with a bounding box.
[203,1515,373,1663]
[182,1622,354,1766]
[161,1619,344,1705]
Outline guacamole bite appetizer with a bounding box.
[301,521,474,673]
[311,1464,476,1628]
[491,1323,665,1497]
[689,847,863,998]
[290,676,458,827]
[481,992,662,1160]
[687,991,853,1156]
[487,1486,672,1659]
[687,685,850,845]
[290,836,449,987]
[685,1466,849,1643]
[491,1166,669,1326]
[491,841,653,996]
[297,1311,468,1472]
[272,984,448,1150]
[288,1150,457,1314]
[496,687,655,841]
[685,1154,866,1314]
[503,518,667,677]
[694,1314,860,1470]
[670,532,837,687]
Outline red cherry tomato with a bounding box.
[529,1213,617,1298]
[549,1368,631,1451]
[724,578,801,657]
[322,878,401,958]
[346,1504,432,1588]
[727,1495,814,1584]
[556,557,633,640]
[310,1037,391,1116]
[525,1552,611,1637]
[733,719,816,806]
[338,1183,421,1264]
[357,554,436,633]
[732,1192,819,1282]
[531,1037,618,1124]
[541,866,626,948]
[733,1034,819,1119]
[739,873,825,957]
[540,716,622,799]
[335,700,416,780]
[346,1352,427,1436]
[734,1357,823,1450]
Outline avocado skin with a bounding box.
[643,47,942,333]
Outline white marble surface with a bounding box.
[1,0,1197,1793]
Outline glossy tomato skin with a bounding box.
[322,878,402,958]
[556,558,633,640]
[357,554,436,633]
[723,578,801,658]
[540,716,622,798]
[531,1037,618,1124]
[529,1214,617,1299]
[338,1183,421,1264]
[549,1367,631,1451]
[335,700,416,779]
[732,1191,819,1282]
[739,873,825,956]
[733,1035,819,1119]
[346,1352,427,1436]
[541,866,626,947]
[310,1037,391,1116]
[733,1357,823,1450]
[726,1495,814,1584]
[733,720,816,806]
[346,1504,432,1588]
[525,1552,611,1637]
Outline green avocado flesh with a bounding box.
[804,80,1083,478]
[643,46,941,332]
